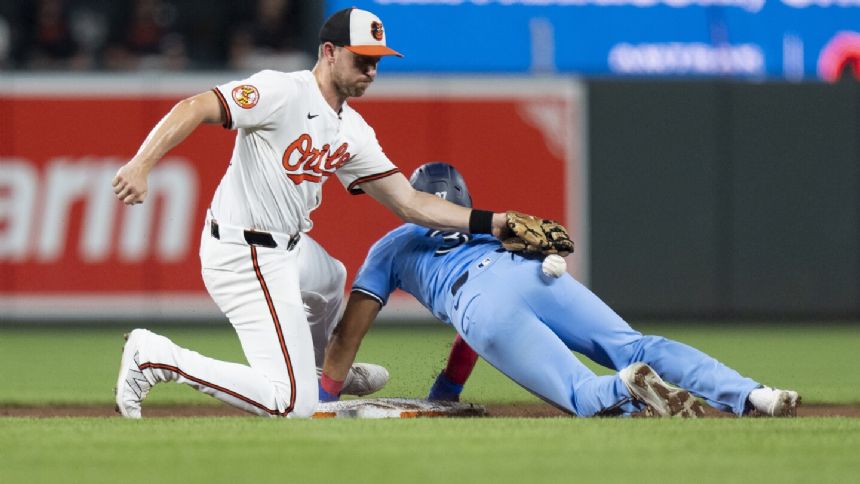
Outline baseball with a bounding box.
[541,254,567,278]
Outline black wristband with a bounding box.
[469,209,495,234]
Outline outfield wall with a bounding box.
[0,75,586,322]
[588,81,860,319]
[1,75,857,322]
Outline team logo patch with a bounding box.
[370,21,384,41]
[232,85,259,109]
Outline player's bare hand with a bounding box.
[112,162,149,205]
[490,213,509,239]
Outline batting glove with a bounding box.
[427,372,464,402]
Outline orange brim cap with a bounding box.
[345,45,404,58]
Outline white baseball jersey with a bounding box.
[116,8,403,419]
[210,69,399,235]
[120,70,398,419]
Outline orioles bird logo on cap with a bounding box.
[370,21,384,41]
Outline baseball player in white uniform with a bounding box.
[112,8,540,418]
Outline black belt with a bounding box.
[450,271,469,296]
[211,220,300,251]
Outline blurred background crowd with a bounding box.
[0,0,322,71]
[1,0,857,80]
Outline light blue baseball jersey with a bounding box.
[353,224,761,417]
[352,223,502,323]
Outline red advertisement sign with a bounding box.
[0,77,583,319]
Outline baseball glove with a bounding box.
[501,211,574,257]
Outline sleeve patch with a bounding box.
[231,85,260,109]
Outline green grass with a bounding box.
[0,322,857,405]
[1,417,858,484]
[1,323,859,484]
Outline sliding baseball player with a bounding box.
[321,162,801,418]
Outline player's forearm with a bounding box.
[398,191,470,231]
[322,293,382,382]
[130,96,215,169]
[396,191,509,237]
[363,174,508,236]
[114,92,224,205]
[322,335,361,382]
[413,196,509,238]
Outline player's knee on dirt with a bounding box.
[269,368,319,418]
[272,387,318,418]
[289,394,318,418]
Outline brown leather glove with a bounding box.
[501,211,574,257]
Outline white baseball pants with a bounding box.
[135,222,345,418]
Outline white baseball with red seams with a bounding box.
[541,254,567,278]
[132,69,399,418]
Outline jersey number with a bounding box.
[427,230,470,256]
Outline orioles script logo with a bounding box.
[282,133,350,184]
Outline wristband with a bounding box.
[469,209,495,234]
[319,384,339,402]
[320,372,344,396]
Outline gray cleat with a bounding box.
[341,363,390,397]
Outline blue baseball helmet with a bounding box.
[408,162,473,208]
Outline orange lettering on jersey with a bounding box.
[282,133,351,185]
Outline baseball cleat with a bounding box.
[341,363,390,397]
[115,329,154,419]
[747,387,801,417]
[619,363,705,418]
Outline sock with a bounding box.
[428,372,464,401]
[444,335,479,385]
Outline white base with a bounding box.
[313,398,486,419]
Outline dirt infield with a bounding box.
[2,403,859,418]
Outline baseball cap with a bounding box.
[319,7,403,58]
